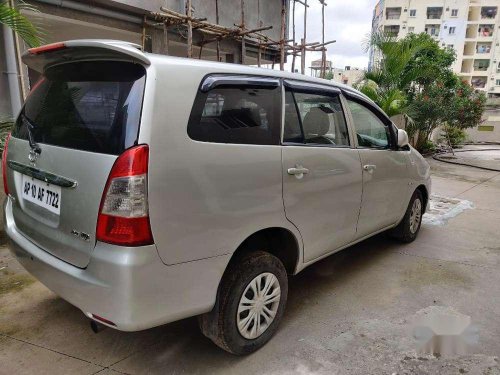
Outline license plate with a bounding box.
[22,175,62,215]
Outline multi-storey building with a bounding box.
[370,0,500,96]
[370,0,500,141]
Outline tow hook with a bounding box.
[90,319,107,333]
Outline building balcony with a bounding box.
[384,25,400,36]
[481,6,497,19]
[386,7,402,20]
[425,24,441,36]
[477,25,494,38]
[476,43,492,54]
[427,7,443,19]
[471,76,487,88]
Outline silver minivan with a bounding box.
[3,40,430,355]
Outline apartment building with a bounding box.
[370,0,500,141]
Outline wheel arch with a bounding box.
[416,184,429,213]
[225,227,301,276]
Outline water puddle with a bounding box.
[422,195,474,226]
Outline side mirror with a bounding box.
[397,129,409,148]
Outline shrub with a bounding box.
[0,120,13,152]
[440,125,467,148]
[420,139,436,154]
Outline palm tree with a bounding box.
[358,32,457,146]
[0,1,40,47]
[357,32,437,117]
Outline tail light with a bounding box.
[96,145,153,246]
[2,133,11,195]
[28,42,66,55]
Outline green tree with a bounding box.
[0,1,41,47]
[324,71,334,80]
[359,32,484,152]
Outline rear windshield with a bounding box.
[13,61,146,155]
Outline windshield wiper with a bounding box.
[20,113,41,155]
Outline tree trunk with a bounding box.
[415,129,429,151]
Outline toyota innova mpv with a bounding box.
[3,40,431,355]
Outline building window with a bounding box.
[449,27,456,35]
[408,26,415,33]
[451,9,458,17]
[496,79,500,86]
[409,9,416,17]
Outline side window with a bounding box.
[347,99,390,149]
[188,85,281,145]
[284,90,350,146]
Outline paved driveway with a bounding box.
[1,158,500,374]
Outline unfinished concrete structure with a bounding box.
[0,0,288,120]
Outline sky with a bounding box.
[278,0,379,74]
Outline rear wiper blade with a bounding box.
[20,113,41,155]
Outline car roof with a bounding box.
[144,51,373,104]
[23,39,373,105]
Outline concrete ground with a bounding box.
[1,157,500,375]
[434,145,500,171]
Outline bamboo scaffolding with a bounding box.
[291,0,296,72]
[320,0,326,78]
[301,0,307,74]
[148,0,333,74]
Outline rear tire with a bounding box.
[198,251,288,355]
[390,189,424,243]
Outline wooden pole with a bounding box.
[141,16,147,51]
[291,0,296,72]
[280,0,286,70]
[240,0,246,64]
[162,21,169,55]
[301,38,305,74]
[321,0,325,78]
[186,0,193,58]
[301,0,307,74]
[215,0,220,61]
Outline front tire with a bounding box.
[198,251,288,355]
[390,189,424,243]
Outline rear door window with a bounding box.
[13,61,146,155]
[188,84,281,145]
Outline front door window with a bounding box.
[346,100,390,149]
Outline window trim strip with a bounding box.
[283,79,341,95]
[200,75,280,92]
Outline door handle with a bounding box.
[287,165,309,178]
[363,164,377,172]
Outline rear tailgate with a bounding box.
[5,41,149,268]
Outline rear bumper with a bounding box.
[4,197,230,331]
